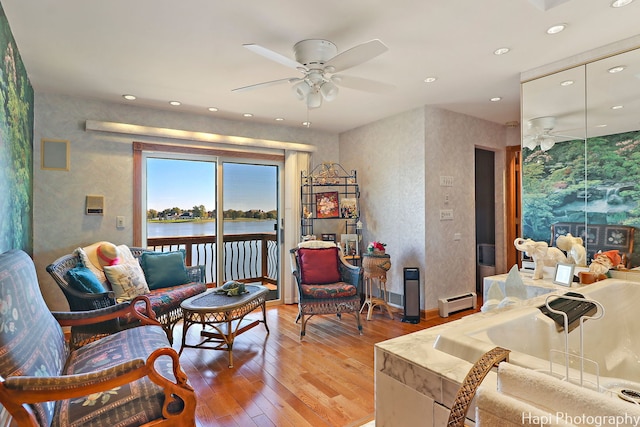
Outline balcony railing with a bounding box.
[146,233,278,289]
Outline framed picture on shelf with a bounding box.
[340,197,358,219]
[341,233,359,256]
[315,191,340,218]
[321,233,337,242]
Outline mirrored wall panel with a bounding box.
[521,47,640,267]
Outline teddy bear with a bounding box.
[555,233,587,267]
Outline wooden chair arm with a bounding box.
[0,348,195,427]
[52,295,160,327]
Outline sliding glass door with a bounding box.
[143,153,282,302]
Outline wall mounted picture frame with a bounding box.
[41,138,70,171]
[315,191,340,218]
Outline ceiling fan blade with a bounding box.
[232,77,301,93]
[332,74,395,93]
[243,43,307,71]
[324,39,388,72]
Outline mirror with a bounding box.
[521,46,640,268]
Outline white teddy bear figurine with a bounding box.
[555,233,587,267]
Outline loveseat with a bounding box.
[46,245,207,348]
[0,249,196,427]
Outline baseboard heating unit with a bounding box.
[438,292,477,317]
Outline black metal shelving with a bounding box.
[301,163,361,255]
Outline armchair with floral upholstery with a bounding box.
[289,241,363,339]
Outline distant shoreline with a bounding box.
[147,218,273,224]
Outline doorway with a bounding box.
[475,148,496,295]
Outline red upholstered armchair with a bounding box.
[289,241,363,339]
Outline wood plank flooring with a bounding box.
[173,303,478,427]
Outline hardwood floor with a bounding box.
[173,302,479,427]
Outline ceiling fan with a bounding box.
[232,39,393,109]
[523,116,581,151]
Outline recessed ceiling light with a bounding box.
[595,124,608,128]
[546,23,567,34]
[302,121,311,127]
[122,94,136,100]
[169,101,181,106]
[490,97,502,102]
[608,65,626,73]
[208,107,219,112]
[612,105,624,110]
[423,77,438,83]
[275,117,284,121]
[242,113,253,117]
[560,80,574,86]
[493,47,510,55]
[611,0,634,7]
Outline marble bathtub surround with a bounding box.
[375,276,640,426]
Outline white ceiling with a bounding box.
[2,0,639,134]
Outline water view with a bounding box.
[147,220,277,237]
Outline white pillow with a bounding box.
[116,244,137,265]
[103,262,149,303]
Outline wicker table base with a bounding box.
[179,284,269,368]
[360,253,394,320]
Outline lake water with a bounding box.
[147,220,277,237]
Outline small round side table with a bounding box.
[360,252,394,320]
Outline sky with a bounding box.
[146,158,277,212]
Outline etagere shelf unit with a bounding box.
[300,163,361,258]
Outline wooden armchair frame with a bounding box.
[0,294,196,427]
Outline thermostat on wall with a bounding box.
[86,195,104,215]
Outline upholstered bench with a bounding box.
[0,249,196,427]
[47,244,207,348]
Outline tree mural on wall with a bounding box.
[522,130,640,253]
[0,4,34,254]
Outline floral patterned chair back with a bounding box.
[0,249,69,426]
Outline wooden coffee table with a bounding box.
[179,284,269,367]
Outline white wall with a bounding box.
[34,92,508,313]
[339,106,507,310]
[34,92,338,310]
[340,107,426,299]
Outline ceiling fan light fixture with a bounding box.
[320,81,339,101]
[540,136,556,151]
[523,136,538,150]
[307,91,322,109]
[292,80,311,101]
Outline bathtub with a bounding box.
[434,279,640,397]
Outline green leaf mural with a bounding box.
[522,131,640,264]
[0,3,34,254]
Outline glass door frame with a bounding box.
[217,158,284,304]
[135,144,284,305]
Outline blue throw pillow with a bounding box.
[139,250,189,290]
[67,265,106,293]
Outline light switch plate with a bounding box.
[440,209,454,220]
